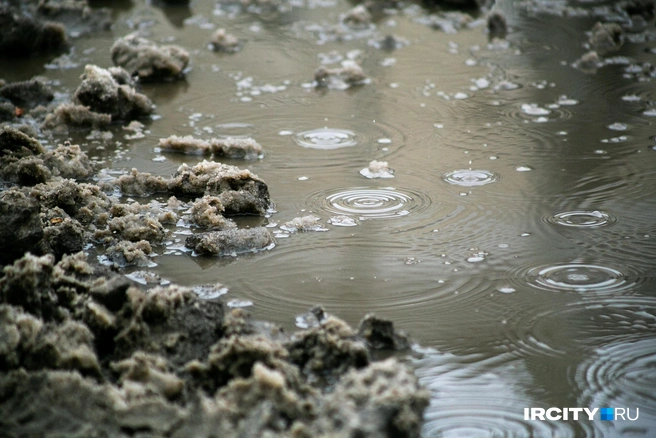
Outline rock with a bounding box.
[111,33,190,81]
[185,227,275,256]
[74,64,153,120]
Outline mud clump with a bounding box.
[0,6,68,57]
[190,195,237,230]
[111,33,190,81]
[314,61,369,90]
[487,11,508,40]
[159,135,264,159]
[587,22,624,55]
[210,28,241,53]
[0,80,54,110]
[0,251,429,437]
[360,160,395,179]
[281,215,329,232]
[185,227,274,256]
[0,190,44,265]
[169,160,272,215]
[42,103,112,132]
[74,64,154,120]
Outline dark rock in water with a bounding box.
[0,6,68,57]
[111,33,190,81]
[0,80,54,110]
[74,64,154,120]
[357,313,411,350]
[185,227,274,256]
[588,22,623,55]
[487,11,508,40]
[0,190,44,265]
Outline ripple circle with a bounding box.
[313,187,429,219]
[548,210,616,228]
[294,127,358,149]
[527,264,633,293]
[442,169,499,187]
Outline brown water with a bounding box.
[4,0,656,436]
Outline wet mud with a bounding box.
[2,0,656,436]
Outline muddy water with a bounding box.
[5,0,656,436]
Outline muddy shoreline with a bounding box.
[2,0,655,436]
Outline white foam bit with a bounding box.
[359,160,395,179]
[327,215,358,227]
[521,103,550,116]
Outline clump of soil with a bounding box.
[111,33,190,81]
[0,251,430,438]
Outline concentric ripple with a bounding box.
[547,210,616,228]
[314,187,428,219]
[526,264,635,293]
[442,169,499,187]
[577,338,656,415]
[294,128,358,149]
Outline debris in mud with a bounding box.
[185,226,275,256]
[280,215,329,232]
[111,33,190,81]
[314,60,369,90]
[74,64,154,120]
[210,28,241,53]
[360,160,394,179]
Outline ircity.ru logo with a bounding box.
[524,407,639,421]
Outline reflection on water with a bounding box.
[5,0,656,435]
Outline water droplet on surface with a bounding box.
[442,169,499,186]
[526,264,633,293]
[515,166,533,172]
[549,210,616,228]
[294,128,358,149]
